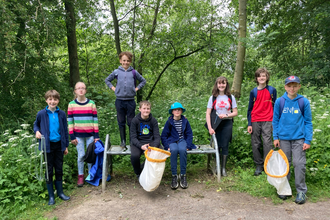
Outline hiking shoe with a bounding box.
[254,165,263,176]
[278,194,291,200]
[295,192,307,204]
[180,174,188,189]
[171,175,179,190]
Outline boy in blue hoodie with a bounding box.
[272,76,313,204]
[105,51,146,148]
[33,90,70,205]
[161,102,196,190]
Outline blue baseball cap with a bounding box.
[285,76,300,85]
[169,102,186,114]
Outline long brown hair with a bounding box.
[212,76,231,97]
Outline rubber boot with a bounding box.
[119,126,126,148]
[77,174,84,187]
[55,181,70,201]
[221,155,228,177]
[46,182,56,205]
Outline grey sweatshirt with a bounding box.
[105,66,146,100]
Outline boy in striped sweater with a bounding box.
[67,82,99,187]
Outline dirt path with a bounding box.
[46,177,330,220]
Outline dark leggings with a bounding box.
[45,141,64,184]
[115,99,136,128]
[215,119,233,155]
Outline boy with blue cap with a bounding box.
[161,102,196,189]
[272,76,313,204]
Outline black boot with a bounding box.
[119,127,126,148]
[221,155,228,177]
[254,165,264,176]
[54,181,70,201]
[46,182,55,205]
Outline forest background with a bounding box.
[1,0,330,219]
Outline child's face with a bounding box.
[217,81,227,92]
[119,55,131,70]
[285,82,301,97]
[257,73,268,85]
[172,108,183,118]
[74,82,87,97]
[46,97,59,110]
[139,104,151,119]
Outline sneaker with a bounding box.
[254,165,263,176]
[180,174,188,189]
[171,175,179,190]
[278,194,291,200]
[295,192,307,204]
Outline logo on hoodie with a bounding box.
[140,123,150,135]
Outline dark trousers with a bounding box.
[215,119,233,155]
[45,141,64,184]
[115,99,136,128]
[130,145,145,175]
[251,121,273,165]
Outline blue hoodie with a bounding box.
[105,66,146,100]
[161,115,196,150]
[272,92,313,144]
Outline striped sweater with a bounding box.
[67,99,99,140]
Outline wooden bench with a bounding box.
[102,134,221,192]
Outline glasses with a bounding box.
[75,88,86,90]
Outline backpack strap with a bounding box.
[266,85,274,101]
[279,96,304,118]
[212,96,216,110]
[228,95,233,111]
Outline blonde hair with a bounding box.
[139,100,151,108]
[73,81,86,99]
[45,90,60,100]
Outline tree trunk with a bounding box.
[231,0,247,100]
[65,0,80,88]
[110,0,121,55]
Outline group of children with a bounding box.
[33,52,313,206]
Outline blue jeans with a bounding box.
[76,136,94,175]
[115,99,136,128]
[169,139,187,175]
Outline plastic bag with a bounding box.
[139,147,171,192]
[264,149,292,196]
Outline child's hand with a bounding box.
[303,143,310,151]
[94,138,100,143]
[208,128,215,135]
[135,88,139,92]
[273,140,280,148]
[71,139,78,145]
[36,131,42,139]
[247,126,252,134]
[111,87,116,92]
[64,148,68,155]
[141,144,149,151]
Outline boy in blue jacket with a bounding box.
[33,90,70,205]
[161,102,196,190]
[272,76,313,204]
[105,51,146,148]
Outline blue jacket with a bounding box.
[33,107,69,153]
[105,66,146,100]
[161,115,196,150]
[86,140,108,186]
[272,92,313,144]
[247,85,277,126]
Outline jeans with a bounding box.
[280,139,307,193]
[76,136,94,175]
[169,139,187,175]
[115,99,136,128]
[45,141,63,184]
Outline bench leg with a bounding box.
[212,134,221,183]
[102,134,110,193]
